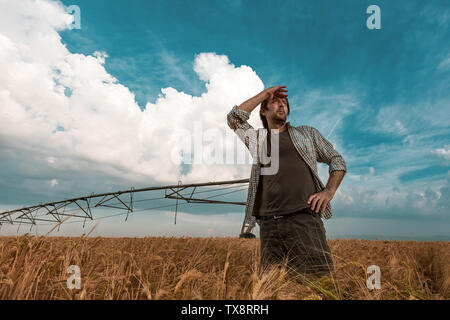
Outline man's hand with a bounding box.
[264,85,288,101]
[308,170,345,215]
[237,85,288,114]
[307,189,334,215]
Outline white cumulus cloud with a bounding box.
[0,0,264,200]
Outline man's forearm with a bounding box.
[238,90,268,113]
[324,170,345,196]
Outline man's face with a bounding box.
[263,96,288,123]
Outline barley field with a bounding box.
[0,234,448,300]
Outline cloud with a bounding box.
[331,175,448,220]
[361,167,375,182]
[294,89,359,141]
[0,0,265,207]
[372,101,449,138]
[436,173,450,211]
[432,144,450,164]
[49,179,58,188]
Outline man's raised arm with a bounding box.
[226,86,288,150]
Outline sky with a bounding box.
[0,0,449,239]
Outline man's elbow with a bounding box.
[328,157,347,174]
[226,114,237,131]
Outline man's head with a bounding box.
[259,96,290,130]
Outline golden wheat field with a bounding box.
[0,234,448,300]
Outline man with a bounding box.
[226,85,346,278]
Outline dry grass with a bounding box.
[0,235,448,300]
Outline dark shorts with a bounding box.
[257,207,334,277]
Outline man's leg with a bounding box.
[259,218,288,275]
[280,210,334,277]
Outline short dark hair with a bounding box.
[259,97,290,130]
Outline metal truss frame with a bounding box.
[0,178,255,235]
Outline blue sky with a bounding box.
[0,0,449,239]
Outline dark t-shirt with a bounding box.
[253,129,317,217]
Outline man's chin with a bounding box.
[271,114,286,122]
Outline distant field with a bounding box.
[0,235,448,299]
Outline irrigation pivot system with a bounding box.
[0,179,256,238]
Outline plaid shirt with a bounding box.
[227,104,347,228]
